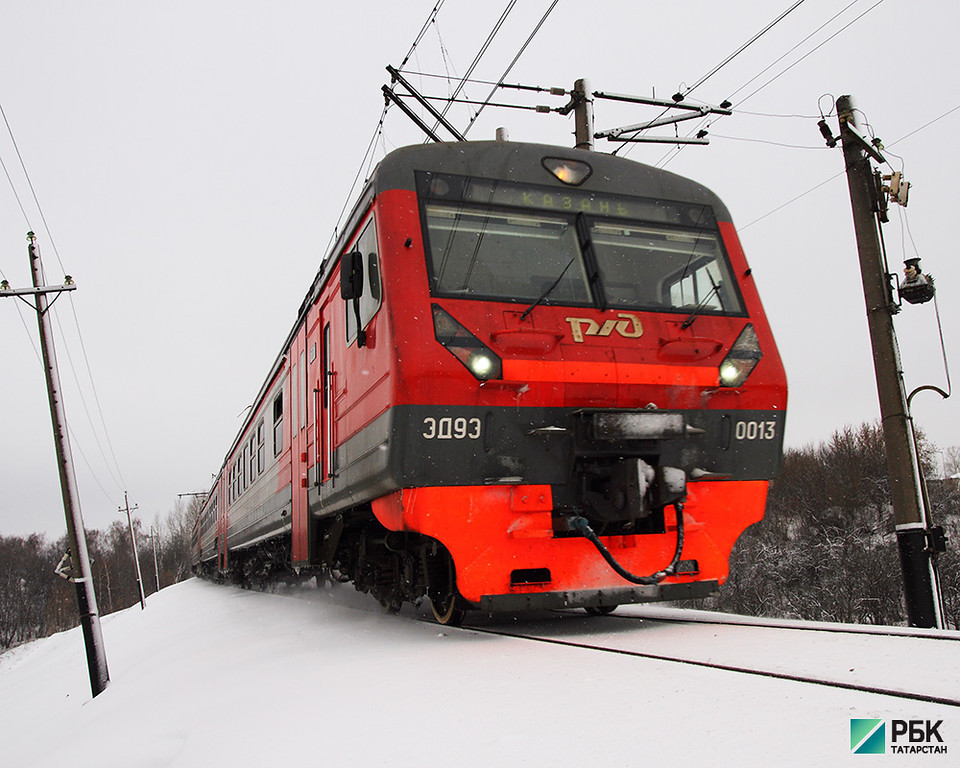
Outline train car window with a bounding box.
[344,217,383,344]
[423,204,591,305]
[248,435,257,483]
[299,351,306,432]
[589,223,744,315]
[273,392,283,457]
[367,253,381,302]
[292,363,299,438]
[345,218,382,344]
[256,420,265,473]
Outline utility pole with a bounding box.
[834,95,946,628]
[151,525,161,592]
[120,491,146,610]
[571,78,594,151]
[0,233,109,696]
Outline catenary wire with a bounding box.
[462,0,561,136]
[741,102,960,231]
[2,100,128,498]
[325,0,448,252]
[614,0,813,158]
[651,0,887,168]
[51,306,126,492]
[732,0,887,108]
[708,132,830,150]
[723,0,863,107]
[398,0,447,71]
[682,0,809,97]
[423,0,519,137]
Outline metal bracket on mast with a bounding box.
[594,91,732,146]
[1,233,77,313]
[383,65,466,143]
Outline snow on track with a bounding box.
[2,579,958,768]
[462,609,960,705]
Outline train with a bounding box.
[191,139,788,624]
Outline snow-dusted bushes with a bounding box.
[709,423,960,627]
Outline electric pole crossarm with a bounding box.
[1,283,76,297]
[597,107,713,139]
[1,276,76,313]
[604,135,710,145]
[838,111,886,164]
[593,90,733,116]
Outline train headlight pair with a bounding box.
[719,324,762,387]
[432,305,503,381]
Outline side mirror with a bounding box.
[340,250,364,300]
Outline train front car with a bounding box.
[325,141,786,623]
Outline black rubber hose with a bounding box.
[572,502,685,586]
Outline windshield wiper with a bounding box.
[681,280,722,329]
[521,257,575,320]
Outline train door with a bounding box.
[319,309,336,486]
[290,329,309,566]
[217,478,227,572]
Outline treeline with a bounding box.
[0,498,198,650]
[708,423,960,627]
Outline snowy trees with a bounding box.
[713,424,960,626]
[0,535,59,648]
[0,498,201,650]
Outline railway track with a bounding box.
[585,605,960,641]
[440,610,960,708]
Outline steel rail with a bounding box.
[456,624,960,708]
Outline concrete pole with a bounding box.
[573,78,594,151]
[27,233,111,695]
[121,491,146,610]
[151,526,161,592]
[836,96,945,628]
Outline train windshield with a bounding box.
[589,222,743,314]
[424,205,592,304]
[418,172,744,317]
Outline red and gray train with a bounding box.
[191,140,787,624]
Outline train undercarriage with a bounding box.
[196,511,469,625]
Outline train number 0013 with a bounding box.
[734,420,777,441]
[422,417,482,440]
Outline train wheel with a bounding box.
[426,547,466,626]
[584,605,618,616]
[430,592,466,626]
[381,598,403,615]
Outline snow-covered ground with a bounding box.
[2,579,957,767]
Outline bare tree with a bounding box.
[943,446,960,479]
[708,422,956,626]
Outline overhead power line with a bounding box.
[653,0,888,168]
[462,0,561,136]
[398,0,447,71]
[741,101,960,231]
[682,0,809,99]
[2,100,128,500]
[425,0,519,136]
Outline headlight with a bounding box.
[432,305,503,381]
[719,324,761,387]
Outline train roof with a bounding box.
[371,140,732,221]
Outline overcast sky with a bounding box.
[2,0,958,539]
